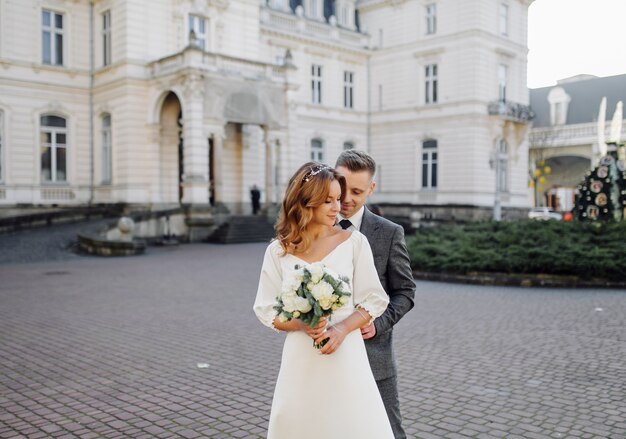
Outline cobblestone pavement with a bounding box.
[1,243,625,439]
[0,219,111,265]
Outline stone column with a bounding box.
[146,123,161,203]
[181,74,209,204]
[241,124,265,207]
[267,129,288,202]
[264,127,275,204]
[210,125,226,204]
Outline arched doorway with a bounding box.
[159,92,183,203]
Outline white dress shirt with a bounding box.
[337,205,365,231]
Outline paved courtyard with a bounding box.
[0,242,625,439]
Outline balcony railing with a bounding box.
[260,7,367,48]
[488,100,535,123]
[529,123,626,148]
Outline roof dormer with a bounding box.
[548,87,571,126]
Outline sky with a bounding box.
[527,0,626,89]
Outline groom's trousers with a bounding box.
[376,375,406,439]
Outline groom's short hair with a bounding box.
[335,150,376,178]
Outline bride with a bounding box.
[253,162,394,438]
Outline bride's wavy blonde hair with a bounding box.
[275,162,346,254]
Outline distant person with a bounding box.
[250,185,261,215]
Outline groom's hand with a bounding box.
[361,323,376,340]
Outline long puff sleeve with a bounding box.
[352,232,389,319]
[253,241,283,332]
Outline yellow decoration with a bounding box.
[538,176,546,184]
[528,180,535,188]
[538,160,545,167]
[543,166,552,175]
[534,169,541,177]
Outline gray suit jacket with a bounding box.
[360,207,415,381]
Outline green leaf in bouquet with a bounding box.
[297,284,307,297]
[322,273,338,288]
[273,299,284,314]
[313,301,323,317]
[309,314,320,328]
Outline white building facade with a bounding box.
[0,0,534,220]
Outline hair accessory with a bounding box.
[302,165,331,182]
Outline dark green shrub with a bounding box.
[407,220,626,281]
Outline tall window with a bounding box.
[307,0,321,19]
[426,4,437,35]
[310,139,324,162]
[554,103,564,125]
[340,4,348,26]
[102,114,112,184]
[188,14,207,50]
[496,138,508,192]
[422,139,438,189]
[42,9,64,65]
[499,4,508,36]
[343,141,354,151]
[344,71,354,109]
[40,115,67,183]
[548,87,570,125]
[498,64,508,102]
[102,10,111,66]
[425,64,438,104]
[311,65,322,104]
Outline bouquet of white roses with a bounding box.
[274,262,351,348]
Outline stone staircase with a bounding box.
[207,215,275,244]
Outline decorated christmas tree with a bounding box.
[575,99,626,222]
[574,149,626,221]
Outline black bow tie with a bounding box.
[339,219,353,230]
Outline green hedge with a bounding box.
[406,220,626,281]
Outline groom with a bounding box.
[335,150,415,439]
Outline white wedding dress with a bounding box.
[254,231,394,439]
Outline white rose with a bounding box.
[292,267,305,283]
[283,270,303,293]
[311,280,334,301]
[294,296,312,313]
[307,262,325,283]
[339,296,349,305]
[281,292,299,313]
[319,297,333,310]
[292,311,301,318]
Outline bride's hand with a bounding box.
[316,323,347,355]
[302,316,328,340]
